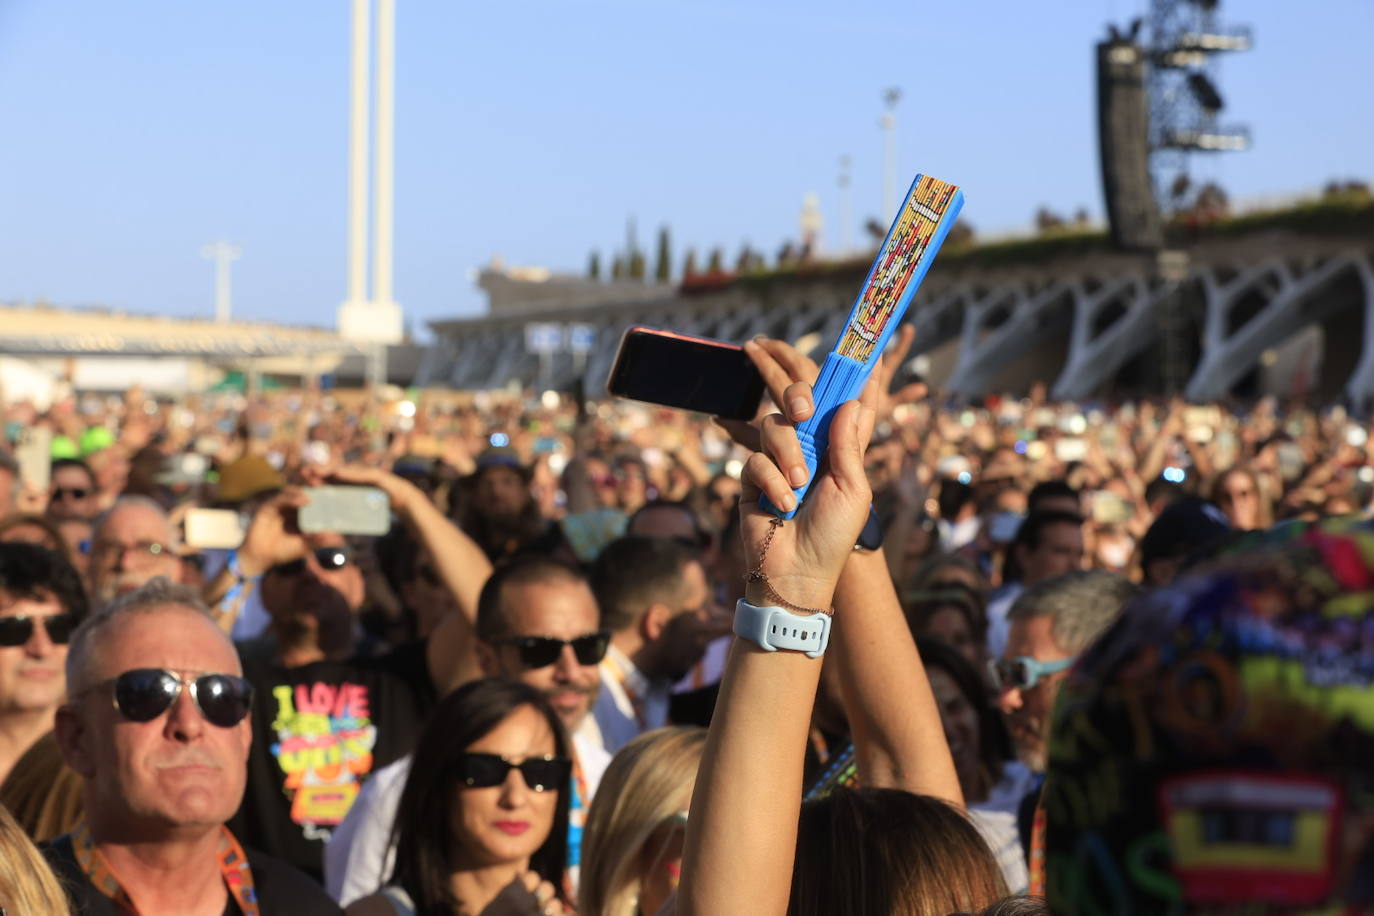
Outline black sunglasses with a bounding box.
[458,752,570,792]
[93,668,255,728]
[270,546,354,578]
[52,487,90,500]
[0,613,78,648]
[492,632,610,669]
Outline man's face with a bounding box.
[259,537,363,657]
[0,590,71,718]
[90,505,182,603]
[59,608,252,832]
[482,579,602,733]
[1020,522,1084,586]
[475,467,529,521]
[997,614,1072,773]
[650,561,726,683]
[49,466,100,521]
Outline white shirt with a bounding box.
[324,720,611,906]
[593,645,670,756]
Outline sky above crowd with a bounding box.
[0,0,1368,337]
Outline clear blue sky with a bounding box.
[0,0,1368,337]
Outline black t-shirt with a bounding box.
[230,640,437,882]
[42,834,342,915]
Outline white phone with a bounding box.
[16,428,52,493]
[184,508,246,550]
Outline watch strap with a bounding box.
[734,599,831,658]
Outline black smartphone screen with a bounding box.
[607,328,766,420]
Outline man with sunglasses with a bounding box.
[229,466,493,884]
[325,556,613,906]
[994,570,1136,861]
[0,543,86,799]
[47,580,340,914]
[48,457,102,522]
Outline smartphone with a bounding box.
[157,453,209,487]
[1055,438,1087,463]
[606,326,765,420]
[184,508,246,550]
[1091,491,1132,525]
[299,486,391,536]
[16,428,52,493]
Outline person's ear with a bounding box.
[641,603,672,643]
[475,640,500,677]
[54,704,97,778]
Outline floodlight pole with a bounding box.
[881,87,901,225]
[201,241,242,323]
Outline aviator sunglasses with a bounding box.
[492,632,610,670]
[86,668,255,728]
[0,613,79,647]
[458,752,571,792]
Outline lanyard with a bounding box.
[71,822,260,916]
[601,653,647,729]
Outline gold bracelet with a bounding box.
[745,518,834,617]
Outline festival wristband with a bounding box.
[762,173,963,519]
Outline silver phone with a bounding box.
[298,486,391,536]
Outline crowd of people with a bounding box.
[0,330,1370,914]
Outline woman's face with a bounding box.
[923,606,981,670]
[451,704,561,869]
[928,668,982,798]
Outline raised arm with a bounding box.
[830,545,963,807]
[679,378,878,916]
[318,466,493,694]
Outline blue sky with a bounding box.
[0,0,1368,337]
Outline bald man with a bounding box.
[89,497,183,605]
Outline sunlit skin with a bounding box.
[478,580,602,732]
[450,705,560,872]
[0,592,69,783]
[90,504,182,603]
[475,466,530,522]
[58,608,251,835]
[997,614,1073,773]
[928,668,983,800]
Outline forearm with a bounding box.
[399,489,492,622]
[831,548,963,807]
[680,640,821,916]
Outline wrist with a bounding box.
[234,548,269,580]
[745,575,835,615]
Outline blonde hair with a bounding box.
[579,727,707,916]
[0,803,71,914]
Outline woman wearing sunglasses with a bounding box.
[347,678,573,916]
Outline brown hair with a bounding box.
[789,789,1006,916]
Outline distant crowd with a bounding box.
[0,333,1371,914]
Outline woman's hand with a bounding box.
[737,375,880,611]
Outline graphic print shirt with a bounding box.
[230,640,436,882]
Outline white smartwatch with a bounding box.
[733,599,831,658]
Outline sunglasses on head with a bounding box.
[271,546,354,577]
[493,632,610,669]
[0,613,78,647]
[90,668,254,728]
[458,752,570,792]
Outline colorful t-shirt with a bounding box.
[230,641,436,882]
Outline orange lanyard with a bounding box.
[71,822,260,916]
[602,653,647,729]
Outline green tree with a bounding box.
[706,248,724,274]
[683,247,699,277]
[611,256,625,280]
[654,225,672,284]
[588,251,601,280]
[628,249,647,281]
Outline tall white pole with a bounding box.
[201,241,242,323]
[372,0,395,308]
[881,87,901,225]
[346,0,371,306]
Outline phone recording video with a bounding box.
[606,326,766,420]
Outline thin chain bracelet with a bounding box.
[745,517,834,617]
